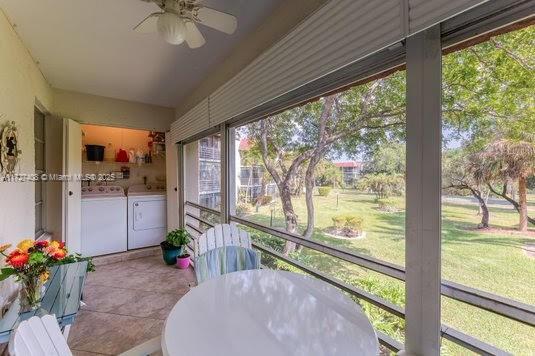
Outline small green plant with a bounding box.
[332,215,346,228]
[318,186,332,196]
[166,229,191,248]
[57,253,96,272]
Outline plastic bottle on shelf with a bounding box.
[136,149,144,165]
[128,149,135,163]
[104,143,114,162]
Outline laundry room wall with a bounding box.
[0,10,54,306]
[54,89,175,132]
[81,124,166,190]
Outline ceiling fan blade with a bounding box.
[195,7,237,34]
[185,21,206,48]
[133,12,161,33]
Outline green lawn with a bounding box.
[241,190,535,355]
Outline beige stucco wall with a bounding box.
[54,88,175,132]
[0,9,54,303]
[0,8,173,300]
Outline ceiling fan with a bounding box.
[134,0,238,48]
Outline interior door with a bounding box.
[45,115,65,241]
[63,119,82,253]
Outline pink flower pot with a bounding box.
[176,254,191,269]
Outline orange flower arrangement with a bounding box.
[6,250,30,269]
[0,239,69,272]
[0,238,73,311]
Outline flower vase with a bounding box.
[19,277,43,313]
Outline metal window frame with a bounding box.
[34,107,47,238]
[230,215,535,326]
[185,212,514,355]
[220,124,230,224]
[175,2,534,354]
[179,131,223,229]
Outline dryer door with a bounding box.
[133,199,166,231]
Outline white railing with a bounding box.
[239,177,263,186]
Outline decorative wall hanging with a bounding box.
[0,120,22,175]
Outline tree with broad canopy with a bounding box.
[238,25,534,253]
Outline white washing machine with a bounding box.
[81,185,127,257]
[127,184,167,249]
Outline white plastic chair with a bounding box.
[9,315,72,356]
[194,223,252,258]
[9,315,162,356]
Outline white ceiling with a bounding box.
[0,0,282,108]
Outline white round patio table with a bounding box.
[163,269,379,356]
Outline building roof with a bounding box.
[239,138,254,151]
[334,161,364,168]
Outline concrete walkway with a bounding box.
[443,195,535,212]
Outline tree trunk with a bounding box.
[246,170,252,203]
[303,154,323,240]
[518,176,528,232]
[477,187,489,216]
[279,184,298,255]
[471,189,489,229]
[488,183,535,226]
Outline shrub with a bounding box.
[376,198,403,212]
[345,216,364,231]
[318,186,332,196]
[332,215,346,228]
[331,214,364,233]
[236,202,253,217]
[255,195,273,206]
[341,274,405,340]
[357,173,404,199]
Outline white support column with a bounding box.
[404,24,442,356]
[228,127,238,218]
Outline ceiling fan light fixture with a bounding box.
[157,12,186,45]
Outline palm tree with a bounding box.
[472,138,535,232]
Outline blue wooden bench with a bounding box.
[0,261,88,343]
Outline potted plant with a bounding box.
[161,229,190,265]
[176,249,191,270]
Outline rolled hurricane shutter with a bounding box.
[170,98,209,143]
[169,0,491,140]
[208,0,405,126]
[408,0,489,34]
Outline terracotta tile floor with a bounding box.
[68,255,196,355]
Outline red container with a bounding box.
[116,149,129,162]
